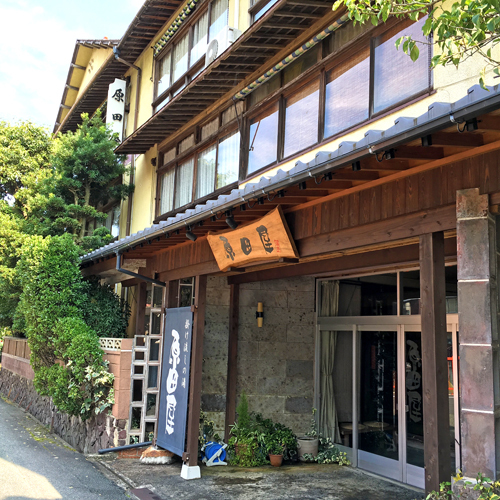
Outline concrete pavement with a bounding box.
[98,451,426,500]
[0,396,130,500]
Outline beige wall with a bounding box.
[78,47,114,101]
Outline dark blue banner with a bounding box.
[157,307,193,457]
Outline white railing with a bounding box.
[99,338,123,351]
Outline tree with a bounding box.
[332,0,500,87]
[0,121,53,203]
[52,111,133,240]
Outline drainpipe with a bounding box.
[116,252,165,287]
[113,47,141,236]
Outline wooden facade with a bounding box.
[62,0,500,492]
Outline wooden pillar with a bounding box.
[420,231,451,493]
[457,188,500,479]
[135,281,147,336]
[184,275,207,467]
[224,283,239,440]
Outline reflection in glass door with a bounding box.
[358,330,400,481]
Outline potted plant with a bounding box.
[266,438,285,467]
[297,407,319,461]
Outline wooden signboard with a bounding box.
[207,206,298,272]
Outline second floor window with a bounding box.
[157,128,240,218]
[246,17,431,177]
[154,0,229,111]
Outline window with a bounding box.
[283,79,319,158]
[154,0,229,111]
[157,127,240,218]
[245,18,431,177]
[324,52,369,138]
[248,102,279,174]
[372,17,430,114]
[250,0,279,23]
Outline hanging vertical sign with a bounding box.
[106,78,126,142]
[157,307,193,457]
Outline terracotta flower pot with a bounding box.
[269,454,283,467]
[297,437,319,462]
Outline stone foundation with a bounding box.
[0,368,128,454]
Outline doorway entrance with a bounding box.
[316,272,459,489]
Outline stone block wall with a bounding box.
[0,369,128,453]
[201,274,316,439]
[237,276,316,436]
[201,276,231,438]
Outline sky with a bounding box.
[0,0,146,129]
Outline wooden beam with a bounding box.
[185,275,207,467]
[228,236,457,285]
[419,232,450,493]
[430,132,484,147]
[395,146,444,160]
[297,204,456,258]
[285,139,500,214]
[224,283,239,441]
[135,281,147,336]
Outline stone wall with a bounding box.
[0,368,128,454]
[237,276,316,435]
[201,275,316,439]
[202,276,231,438]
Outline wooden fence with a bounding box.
[3,337,30,359]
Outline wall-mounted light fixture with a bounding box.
[225,210,239,230]
[256,302,264,328]
[186,226,197,241]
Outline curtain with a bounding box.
[174,158,194,209]
[173,33,189,82]
[209,0,229,41]
[195,144,216,199]
[159,169,174,214]
[190,11,208,65]
[217,130,239,188]
[157,52,171,96]
[319,280,341,444]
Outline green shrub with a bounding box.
[15,234,118,419]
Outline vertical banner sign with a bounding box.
[157,307,193,456]
[106,78,126,142]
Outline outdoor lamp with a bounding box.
[256,302,264,328]
[186,226,197,241]
[225,211,238,230]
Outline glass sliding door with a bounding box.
[317,271,460,488]
[358,328,400,481]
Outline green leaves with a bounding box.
[333,0,500,87]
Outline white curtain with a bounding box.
[209,0,229,41]
[191,11,208,65]
[195,144,216,199]
[173,33,189,82]
[217,130,239,188]
[174,158,194,209]
[159,169,174,214]
[319,280,341,443]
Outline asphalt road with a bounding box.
[0,396,131,500]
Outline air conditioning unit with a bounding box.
[205,26,242,67]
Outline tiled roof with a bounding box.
[81,83,500,264]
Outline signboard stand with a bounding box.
[181,463,201,480]
[157,306,196,478]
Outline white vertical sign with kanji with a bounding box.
[106,78,126,142]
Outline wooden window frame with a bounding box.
[249,0,279,23]
[153,0,231,112]
[155,122,240,221]
[243,18,433,180]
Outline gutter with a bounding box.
[116,253,166,286]
[81,83,500,264]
